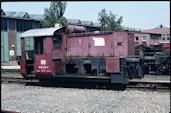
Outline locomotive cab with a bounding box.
[20,27,63,79]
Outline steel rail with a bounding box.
[127,79,170,91]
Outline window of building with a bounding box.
[33,22,42,28]
[16,20,20,31]
[17,20,23,32]
[1,18,3,30]
[167,34,170,40]
[161,34,165,40]
[135,37,139,41]
[25,20,28,31]
[162,34,165,37]
[16,20,34,32]
[142,36,146,41]
[23,20,27,31]
[4,18,7,31]
[162,37,165,40]
[26,20,33,30]
[1,18,7,31]
[21,20,24,31]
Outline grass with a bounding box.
[143,76,170,81]
[1,73,22,76]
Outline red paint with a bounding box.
[89,34,113,56]
[53,60,61,75]
[66,32,134,57]
[162,43,170,48]
[20,39,26,75]
[45,37,53,54]
[67,36,90,56]
[20,59,26,75]
[52,33,66,59]
[162,42,170,51]
[106,58,120,73]
[34,54,53,75]
[128,33,135,56]
[113,32,128,57]
[52,49,65,59]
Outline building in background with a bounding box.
[1,9,101,63]
[134,32,161,46]
[142,24,170,48]
[1,9,43,62]
[124,27,161,46]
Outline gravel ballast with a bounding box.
[1,83,170,113]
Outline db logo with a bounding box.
[40,59,46,65]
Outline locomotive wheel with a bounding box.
[162,64,169,75]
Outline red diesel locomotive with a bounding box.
[19,25,144,84]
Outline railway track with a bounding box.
[127,79,170,92]
[1,76,170,92]
[1,76,39,84]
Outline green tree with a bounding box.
[98,8,124,31]
[42,1,68,28]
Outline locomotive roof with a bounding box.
[20,27,62,38]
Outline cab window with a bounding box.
[53,35,62,49]
[35,37,45,54]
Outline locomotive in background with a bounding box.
[135,43,170,75]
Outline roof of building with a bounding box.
[155,24,169,28]
[134,32,160,35]
[20,27,62,38]
[1,9,5,16]
[66,19,101,27]
[29,14,45,20]
[67,19,80,25]
[81,20,92,26]
[1,9,45,21]
[142,24,170,34]
[93,22,101,27]
[5,11,30,18]
[142,28,170,34]
[1,9,101,28]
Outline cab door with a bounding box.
[34,37,53,77]
[20,38,26,75]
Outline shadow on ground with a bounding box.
[25,79,126,91]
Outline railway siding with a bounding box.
[1,75,170,92]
